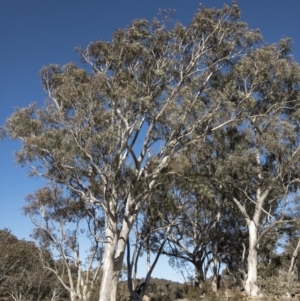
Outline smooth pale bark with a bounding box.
[285,237,300,297]
[100,242,121,301]
[99,227,121,301]
[99,212,133,301]
[288,238,300,274]
[233,187,270,296]
[147,239,151,273]
[71,292,77,301]
[244,220,259,296]
[99,247,114,301]
[212,205,221,292]
[243,144,268,296]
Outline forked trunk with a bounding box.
[99,224,123,301]
[70,292,77,301]
[244,221,259,296]
[195,265,205,288]
[99,214,132,301]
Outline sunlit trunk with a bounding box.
[70,292,77,301]
[66,264,76,301]
[81,284,90,301]
[99,239,122,301]
[288,237,300,275]
[99,211,132,301]
[109,272,120,301]
[244,220,259,296]
[99,236,116,301]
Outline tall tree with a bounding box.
[4,4,276,301]
[214,39,300,295]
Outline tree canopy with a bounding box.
[3,3,300,300]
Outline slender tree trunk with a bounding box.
[287,238,300,296]
[289,238,300,274]
[212,245,219,292]
[147,236,151,273]
[212,203,221,292]
[66,264,76,301]
[233,185,270,296]
[83,285,89,301]
[244,220,259,296]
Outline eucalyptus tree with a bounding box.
[4,4,268,301]
[24,186,104,301]
[213,39,300,295]
[159,135,246,292]
[282,202,300,281]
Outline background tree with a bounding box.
[0,229,60,301]
[0,229,19,287]
[159,142,245,292]
[24,186,104,301]
[214,39,300,296]
[126,179,177,301]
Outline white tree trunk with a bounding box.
[212,203,221,292]
[99,238,123,301]
[109,273,119,301]
[147,237,151,273]
[70,292,77,301]
[81,284,90,301]
[233,185,270,297]
[211,248,219,292]
[99,211,132,301]
[244,220,259,296]
[289,237,300,274]
[99,242,115,301]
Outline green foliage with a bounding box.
[3,2,300,300]
[0,229,61,301]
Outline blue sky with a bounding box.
[1,0,300,282]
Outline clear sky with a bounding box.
[1,0,300,282]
